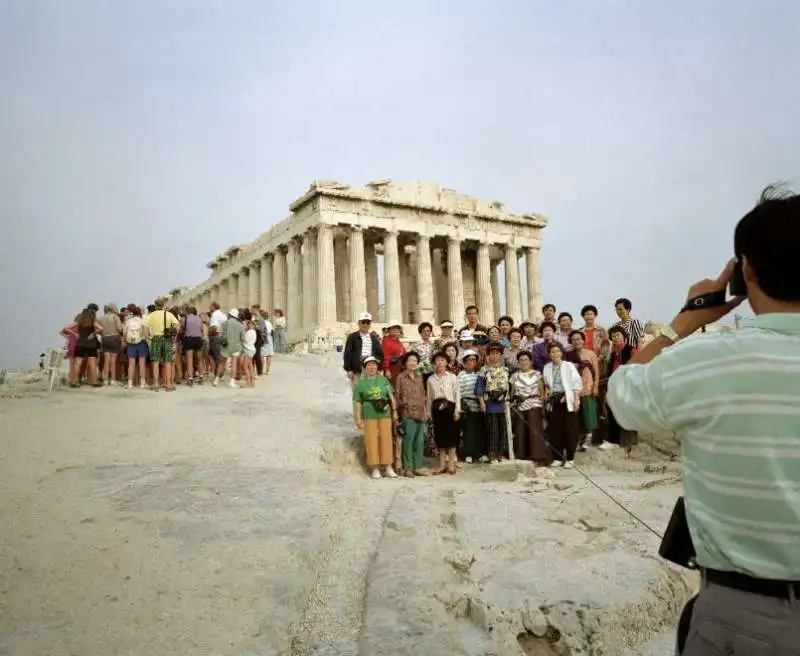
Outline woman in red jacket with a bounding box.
[382,320,406,381]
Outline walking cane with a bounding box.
[505,398,515,461]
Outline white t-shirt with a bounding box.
[243,329,257,355]
[263,319,273,334]
[210,309,227,329]
[360,332,372,359]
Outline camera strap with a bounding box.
[679,289,728,313]
[511,406,667,541]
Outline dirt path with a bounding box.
[0,355,694,655]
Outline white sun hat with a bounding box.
[358,312,373,322]
[459,329,474,341]
[387,319,403,329]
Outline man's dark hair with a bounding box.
[539,321,557,334]
[734,184,800,301]
[418,322,433,334]
[557,312,573,322]
[465,305,478,314]
[519,321,534,332]
[87,303,99,312]
[542,303,556,313]
[614,298,632,311]
[498,315,514,326]
[581,304,598,317]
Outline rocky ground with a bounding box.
[0,353,695,655]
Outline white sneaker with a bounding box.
[465,457,473,464]
[139,382,146,389]
[370,468,382,480]
[564,460,575,469]
[479,455,490,463]
[212,377,219,387]
[228,380,238,389]
[126,381,133,389]
[384,466,398,478]
[490,459,499,465]
[598,441,618,451]
[550,461,563,468]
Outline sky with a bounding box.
[1,0,798,368]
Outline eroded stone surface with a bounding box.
[0,354,694,655]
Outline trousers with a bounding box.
[363,418,393,467]
[401,417,426,471]
[683,578,800,655]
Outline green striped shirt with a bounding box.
[607,313,800,579]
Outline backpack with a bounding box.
[126,317,144,344]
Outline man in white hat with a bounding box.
[458,329,477,363]
[343,312,384,415]
[434,320,457,351]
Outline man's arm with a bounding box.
[606,355,675,434]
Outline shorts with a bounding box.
[74,345,99,359]
[150,335,174,364]
[102,335,122,354]
[182,336,203,352]
[126,341,149,359]
[210,335,223,362]
[243,347,256,358]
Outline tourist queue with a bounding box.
[60,300,288,390]
[348,300,644,479]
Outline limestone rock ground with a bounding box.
[0,354,695,655]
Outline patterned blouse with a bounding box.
[394,369,427,421]
[573,348,600,396]
[412,339,436,375]
[510,369,543,411]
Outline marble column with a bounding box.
[490,261,501,319]
[317,224,337,327]
[525,246,543,322]
[286,240,301,337]
[238,269,249,308]
[417,235,435,323]
[365,241,379,318]
[260,254,273,312]
[229,274,239,310]
[407,251,418,323]
[399,246,410,323]
[334,236,350,322]
[302,231,315,333]
[433,248,449,322]
[383,230,402,323]
[476,243,494,324]
[504,244,522,321]
[273,250,287,314]
[447,237,465,327]
[461,249,477,309]
[248,262,260,308]
[348,226,367,319]
[212,284,221,307]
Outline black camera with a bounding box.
[729,257,747,298]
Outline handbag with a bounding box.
[163,310,177,340]
[433,398,455,413]
[368,397,391,412]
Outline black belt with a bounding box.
[704,568,800,599]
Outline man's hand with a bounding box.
[671,258,746,338]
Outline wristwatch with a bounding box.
[659,324,680,344]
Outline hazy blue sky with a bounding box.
[1,1,798,367]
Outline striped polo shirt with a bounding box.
[613,317,645,348]
[607,313,800,579]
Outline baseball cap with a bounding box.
[358,312,372,322]
[459,329,474,341]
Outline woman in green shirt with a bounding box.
[353,356,399,480]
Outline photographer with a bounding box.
[607,187,800,654]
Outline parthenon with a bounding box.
[166,180,547,343]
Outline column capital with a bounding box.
[447,235,462,245]
[349,224,364,232]
[249,259,261,268]
[262,252,274,263]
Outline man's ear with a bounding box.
[742,255,757,285]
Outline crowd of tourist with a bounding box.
[348,300,645,480]
[60,300,287,390]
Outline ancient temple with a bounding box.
[166,180,547,343]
